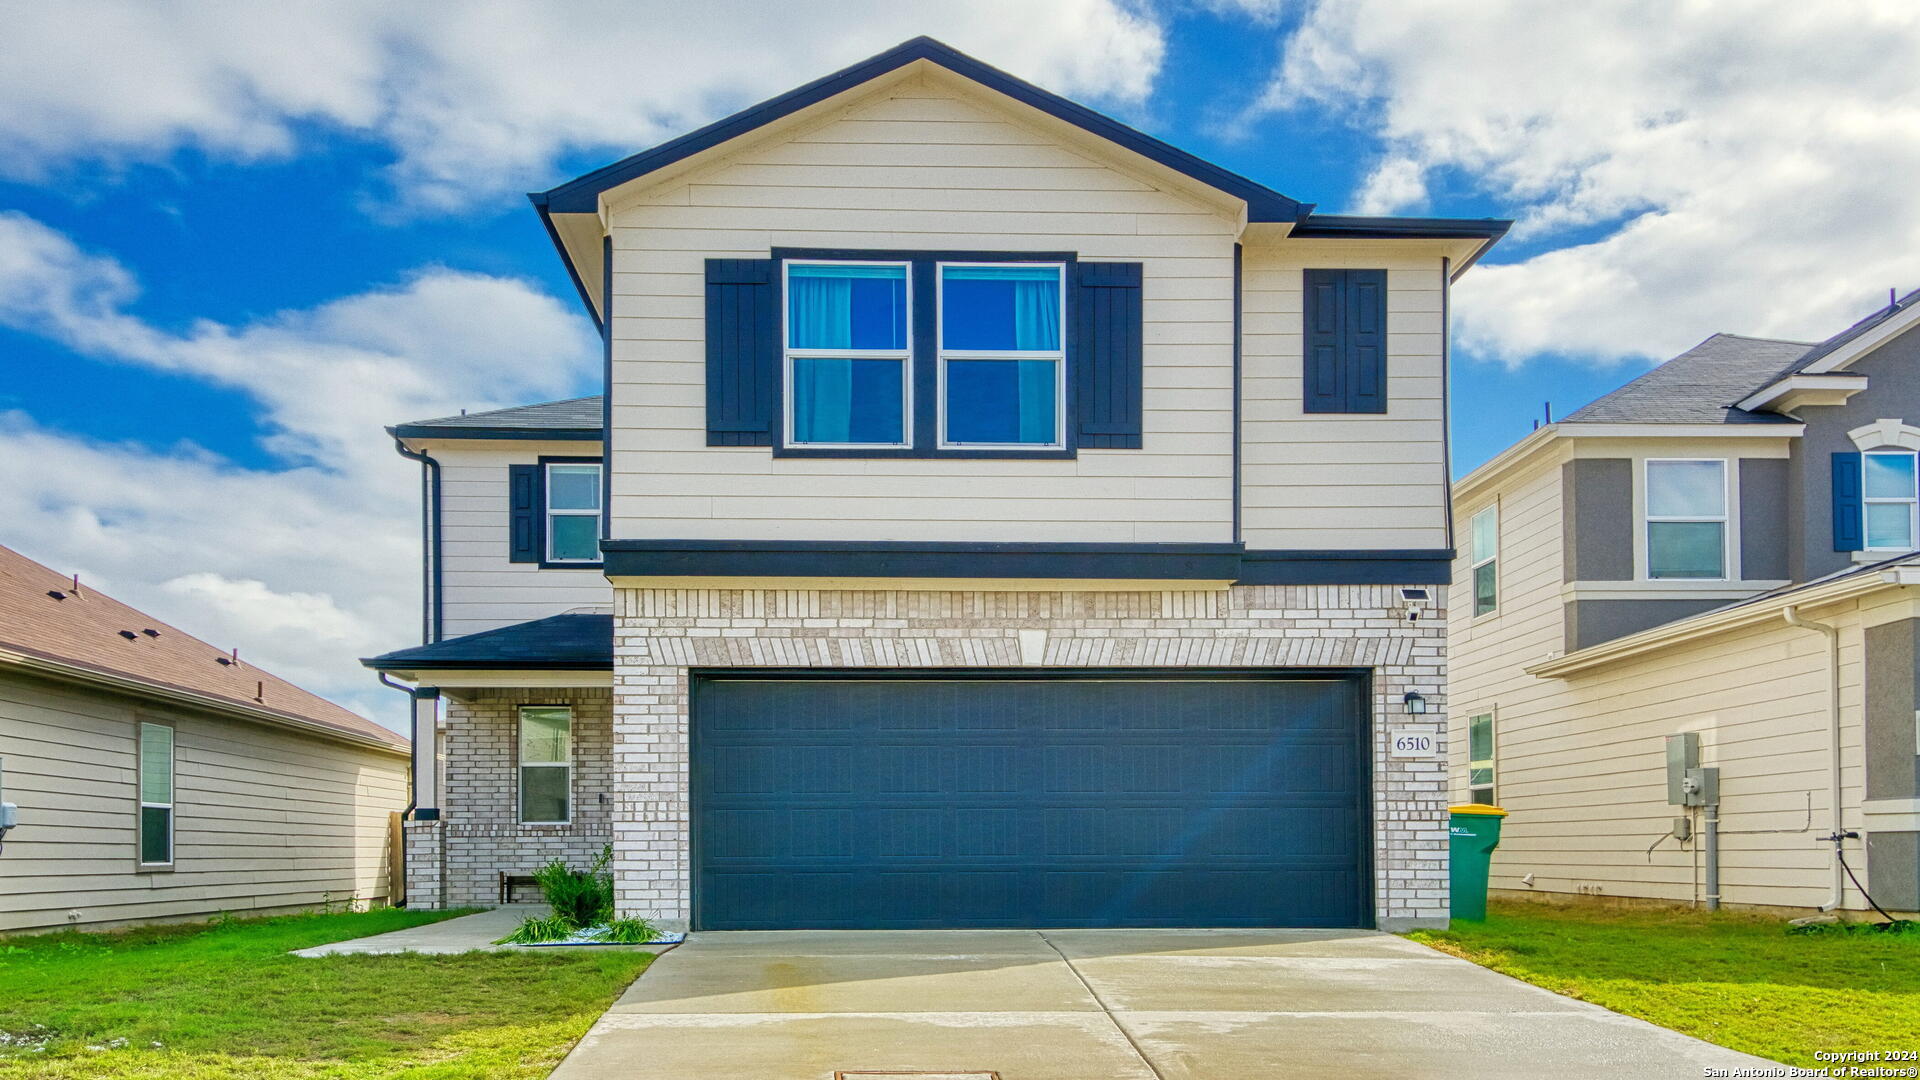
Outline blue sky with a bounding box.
[2,1,1913,726]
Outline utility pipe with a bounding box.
[1703,800,1721,911]
[1782,605,1846,911]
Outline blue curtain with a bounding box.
[789,275,852,350]
[792,357,853,443]
[1016,359,1056,443]
[943,265,1060,351]
[1010,275,1060,351]
[790,263,905,349]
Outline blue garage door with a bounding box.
[691,673,1370,930]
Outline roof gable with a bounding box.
[534,37,1309,223]
[1561,333,1813,426]
[393,396,605,441]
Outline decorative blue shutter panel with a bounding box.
[1344,269,1388,414]
[705,258,776,446]
[508,464,541,563]
[1073,261,1144,449]
[1303,269,1347,413]
[1832,451,1864,552]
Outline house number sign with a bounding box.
[1390,724,1440,759]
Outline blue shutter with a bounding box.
[705,258,776,446]
[1303,269,1346,413]
[1344,269,1388,414]
[509,463,541,563]
[1073,261,1144,449]
[1833,451,1864,552]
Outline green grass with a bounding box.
[1407,900,1920,1068]
[0,907,654,1079]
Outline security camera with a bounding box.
[1400,588,1432,623]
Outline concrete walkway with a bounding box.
[550,928,1783,1080]
[294,906,566,956]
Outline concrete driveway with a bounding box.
[551,928,1780,1080]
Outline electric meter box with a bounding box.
[1665,733,1699,805]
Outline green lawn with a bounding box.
[0,908,654,1079]
[1407,901,1919,1068]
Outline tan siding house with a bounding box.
[372,38,1509,933]
[1451,308,1920,917]
[0,545,409,932]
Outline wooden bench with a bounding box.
[498,872,540,904]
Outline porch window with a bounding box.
[518,706,572,824]
[1646,459,1727,579]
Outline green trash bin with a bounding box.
[1449,803,1507,922]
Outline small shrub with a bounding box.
[534,846,615,928]
[495,913,577,945]
[601,918,659,944]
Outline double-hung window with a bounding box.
[518,706,571,824]
[1467,713,1496,805]
[1863,450,1919,551]
[1645,459,1727,579]
[784,261,910,447]
[1470,505,1498,617]
[939,263,1065,448]
[138,721,173,867]
[545,462,601,563]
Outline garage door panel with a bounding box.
[692,675,1369,929]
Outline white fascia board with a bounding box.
[1802,302,1920,374]
[1734,374,1868,413]
[385,669,614,689]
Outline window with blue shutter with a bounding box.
[705,258,777,446]
[1303,268,1388,414]
[1833,451,1864,552]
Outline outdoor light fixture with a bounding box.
[1402,691,1428,715]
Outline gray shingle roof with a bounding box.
[1561,334,1814,425]
[392,396,604,439]
[363,613,612,670]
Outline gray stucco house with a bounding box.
[1452,289,1920,916]
[366,38,1510,932]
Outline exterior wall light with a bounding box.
[1402,691,1428,715]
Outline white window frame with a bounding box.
[1470,504,1498,618]
[781,259,913,449]
[137,720,174,868]
[1862,448,1919,552]
[544,462,602,564]
[517,705,572,826]
[935,260,1068,450]
[1643,458,1729,581]
[1467,712,1496,805]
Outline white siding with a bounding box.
[1239,242,1449,550]
[605,74,1237,544]
[1450,440,1895,913]
[0,670,407,932]
[433,441,613,638]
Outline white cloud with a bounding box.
[0,1,1165,214]
[0,216,598,729]
[1253,0,1920,366]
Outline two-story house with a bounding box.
[366,38,1508,932]
[1451,293,1920,917]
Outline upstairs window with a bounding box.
[939,264,1065,448]
[518,706,572,824]
[1863,450,1918,551]
[1467,713,1496,805]
[784,262,910,447]
[138,721,174,867]
[545,462,602,563]
[1646,459,1727,579]
[1470,505,1498,617]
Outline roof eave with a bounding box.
[529,192,603,333]
[389,425,605,443]
[1734,373,1870,413]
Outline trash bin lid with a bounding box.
[1449,803,1508,817]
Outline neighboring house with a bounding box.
[1451,293,1920,916]
[367,37,1509,931]
[0,544,410,932]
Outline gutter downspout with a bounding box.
[378,672,419,907]
[1782,605,1847,911]
[391,437,443,644]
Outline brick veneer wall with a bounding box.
[609,585,1449,931]
[411,686,614,907]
